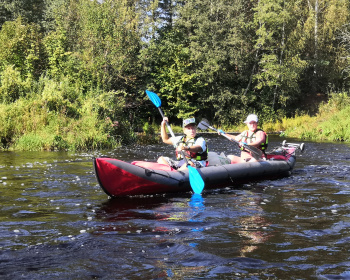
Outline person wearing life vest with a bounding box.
[218,114,268,163]
[157,117,208,170]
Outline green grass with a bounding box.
[0,90,128,151]
[153,94,350,144]
[1,88,349,151]
[262,93,350,142]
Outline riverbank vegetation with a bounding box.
[200,92,350,142]
[0,0,350,151]
[263,92,350,142]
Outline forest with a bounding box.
[0,0,349,151]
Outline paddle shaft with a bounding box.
[158,108,176,140]
[199,121,262,159]
[146,89,205,194]
[158,108,193,165]
[199,121,243,143]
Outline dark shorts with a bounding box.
[162,157,203,169]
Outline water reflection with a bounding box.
[189,194,205,222]
[93,194,207,237]
[238,214,271,256]
[96,196,170,221]
[93,194,210,279]
[188,193,205,248]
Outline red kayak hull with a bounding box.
[94,148,299,197]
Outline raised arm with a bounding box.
[160,117,174,145]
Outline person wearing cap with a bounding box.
[157,117,208,170]
[218,114,268,163]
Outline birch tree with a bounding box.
[302,0,349,93]
[253,0,307,115]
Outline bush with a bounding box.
[0,65,31,103]
[0,18,45,80]
[0,85,139,150]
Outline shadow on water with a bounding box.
[0,135,350,279]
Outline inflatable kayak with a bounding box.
[93,141,305,197]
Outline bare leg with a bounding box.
[178,159,197,170]
[178,163,188,171]
[157,156,170,166]
[229,151,260,164]
[228,155,242,164]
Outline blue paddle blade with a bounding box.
[188,166,205,194]
[145,90,161,108]
[145,89,205,193]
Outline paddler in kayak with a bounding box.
[157,117,208,170]
[218,114,268,163]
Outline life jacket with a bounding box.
[175,135,208,161]
[241,129,268,153]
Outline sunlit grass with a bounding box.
[263,93,350,142]
[156,95,349,144]
[1,89,349,151]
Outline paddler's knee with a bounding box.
[157,156,167,165]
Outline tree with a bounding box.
[339,23,350,87]
[0,0,47,28]
[0,17,46,82]
[45,0,143,92]
[145,30,204,119]
[252,0,308,115]
[160,0,256,124]
[297,0,349,96]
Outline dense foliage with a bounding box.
[0,0,350,150]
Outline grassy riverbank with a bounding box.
[0,92,348,152]
[198,92,350,142]
[0,84,139,151]
[201,93,350,142]
[263,93,350,142]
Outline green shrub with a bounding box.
[0,18,45,80]
[0,65,31,103]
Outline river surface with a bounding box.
[0,134,349,279]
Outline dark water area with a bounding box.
[0,134,350,279]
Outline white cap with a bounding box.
[244,114,258,123]
[183,117,196,127]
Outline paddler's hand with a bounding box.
[176,143,183,152]
[218,129,225,135]
[176,143,189,152]
[161,117,169,126]
[188,161,195,167]
[239,141,248,150]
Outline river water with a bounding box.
[0,134,349,279]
